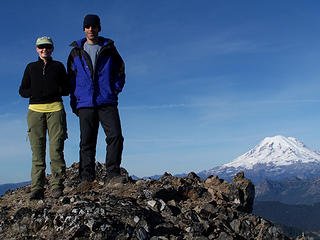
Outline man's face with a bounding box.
[36,44,54,59]
[84,25,100,41]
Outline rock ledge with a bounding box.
[0,162,291,240]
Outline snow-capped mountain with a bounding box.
[198,135,320,184]
[224,135,320,168]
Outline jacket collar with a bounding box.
[37,57,52,64]
[70,37,114,49]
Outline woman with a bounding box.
[19,36,69,200]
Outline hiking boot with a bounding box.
[77,180,95,192]
[52,188,63,199]
[104,173,129,185]
[30,189,44,200]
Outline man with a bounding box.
[19,36,69,200]
[67,14,126,184]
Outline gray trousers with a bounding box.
[27,109,67,192]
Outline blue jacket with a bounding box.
[67,37,125,113]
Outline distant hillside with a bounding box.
[253,201,320,231]
[255,176,320,205]
[274,223,320,240]
[0,181,30,196]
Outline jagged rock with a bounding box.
[0,162,292,239]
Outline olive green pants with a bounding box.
[27,109,67,192]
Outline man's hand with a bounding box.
[72,108,79,116]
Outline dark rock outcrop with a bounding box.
[0,162,291,239]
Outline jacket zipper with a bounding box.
[81,44,110,82]
[81,50,94,80]
[43,63,46,76]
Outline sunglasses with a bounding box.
[37,44,53,49]
[84,25,99,29]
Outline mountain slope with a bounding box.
[253,201,320,231]
[254,201,320,239]
[255,176,320,205]
[0,181,30,196]
[198,136,320,184]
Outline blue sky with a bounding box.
[1,0,320,184]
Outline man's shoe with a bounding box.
[105,173,128,185]
[77,180,94,192]
[30,190,44,200]
[52,189,63,199]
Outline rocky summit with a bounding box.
[0,162,291,240]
